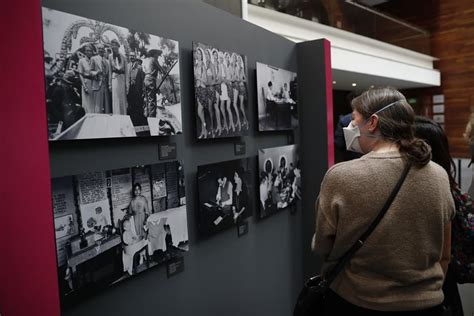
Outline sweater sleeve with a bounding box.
[312,168,340,258]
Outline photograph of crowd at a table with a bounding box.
[256,62,298,131]
[258,144,301,218]
[51,161,187,307]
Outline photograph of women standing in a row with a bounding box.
[193,42,249,139]
[42,7,182,140]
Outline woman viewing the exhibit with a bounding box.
[128,183,150,241]
[414,116,468,316]
[313,87,454,315]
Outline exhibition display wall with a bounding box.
[1,0,333,315]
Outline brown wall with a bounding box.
[378,0,473,158]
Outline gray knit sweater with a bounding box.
[312,151,454,311]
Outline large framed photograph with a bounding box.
[193,42,249,139]
[258,145,301,218]
[256,62,298,131]
[42,7,182,140]
[51,161,188,308]
[197,158,253,235]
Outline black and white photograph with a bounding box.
[42,7,182,140]
[256,62,298,131]
[51,161,188,308]
[193,42,249,139]
[197,158,253,235]
[258,145,301,218]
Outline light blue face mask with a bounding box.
[343,100,401,153]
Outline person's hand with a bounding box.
[83,86,89,94]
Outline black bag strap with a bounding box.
[324,161,412,284]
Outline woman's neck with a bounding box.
[371,140,399,153]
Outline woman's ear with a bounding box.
[367,115,379,133]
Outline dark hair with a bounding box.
[111,39,120,47]
[132,183,142,195]
[83,44,94,53]
[351,87,431,166]
[147,49,162,58]
[414,116,456,189]
[235,166,244,177]
[268,81,273,87]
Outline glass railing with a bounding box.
[248,0,431,55]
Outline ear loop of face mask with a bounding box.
[357,100,401,138]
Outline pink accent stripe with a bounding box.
[0,1,60,315]
[324,40,335,167]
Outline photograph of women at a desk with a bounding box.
[50,161,188,309]
[256,62,298,131]
[197,158,253,235]
[258,144,301,218]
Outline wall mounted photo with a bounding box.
[258,145,301,218]
[256,62,298,131]
[42,7,182,140]
[193,42,249,139]
[197,158,253,235]
[51,161,188,308]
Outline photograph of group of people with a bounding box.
[42,7,182,140]
[256,62,298,131]
[193,42,250,139]
[197,158,253,235]
[258,145,301,218]
[51,161,188,308]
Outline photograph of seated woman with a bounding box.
[50,161,188,307]
[197,159,252,235]
[258,145,300,219]
[312,87,454,315]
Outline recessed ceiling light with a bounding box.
[332,81,336,84]
[352,83,357,87]
[370,85,375,88]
